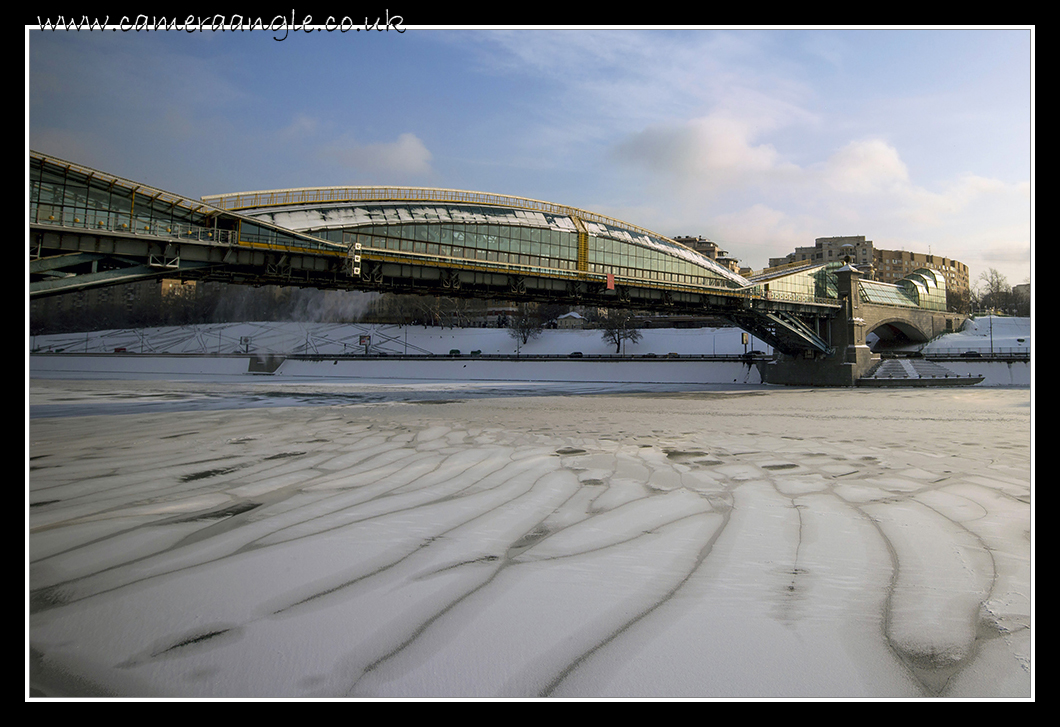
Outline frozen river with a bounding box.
[27,378,1032,698]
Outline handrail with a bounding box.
[31,214,237,245]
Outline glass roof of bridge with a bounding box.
[260,202,580,235]
[860,279,921,307]
[30,151,346,254]
[859,268,948,310]
[223,193,751,289]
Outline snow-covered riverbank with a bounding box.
[29,317,1030,387]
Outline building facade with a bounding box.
[872,248,969,297]
[769,235,875,269]
[768,235,970,306]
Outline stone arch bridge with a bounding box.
[761,266,965,385]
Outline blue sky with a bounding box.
[28,25,1033,287]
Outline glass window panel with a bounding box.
[39,168,66,193]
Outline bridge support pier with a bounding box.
[763,265,879,386]
[765,345,878,386]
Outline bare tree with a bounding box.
[507,302,544,346]
[946,287,971,315]
[976,268,1011,313]
[599,309,642,353]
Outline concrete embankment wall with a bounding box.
[30,354,764,385]
[928,359,1031,387]
[30,354,251,378]
[278,357,763,384]
[29,354,1029,386]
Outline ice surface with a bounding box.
[27,375,1032,699]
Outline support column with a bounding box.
[763,265,878,386]
[833,264,877,384]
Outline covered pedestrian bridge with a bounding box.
[29,151,964,384]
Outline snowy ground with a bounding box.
[916,316,1031,356]
[27,318,1032,699]
[29,321,771,358]
[27,316,1032,360]
[28,317,1031,387]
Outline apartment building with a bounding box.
[768,236,969,300]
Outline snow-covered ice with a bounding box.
[28,370,1032,698]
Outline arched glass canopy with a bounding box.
[204,187,752,293]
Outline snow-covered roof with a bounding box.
[225,192,752,289]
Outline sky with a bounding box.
[28,24,1033,288]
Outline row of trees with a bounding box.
[972,269,1030,317]
[505,302,642,353]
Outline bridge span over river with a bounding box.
[30,151,965,385]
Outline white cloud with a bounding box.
[817,139,910,195]
[612,113,797,190]
[325,133,434,179]
[708,204,824,261]
[280,114,319,140]
[610,122,1029,282]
